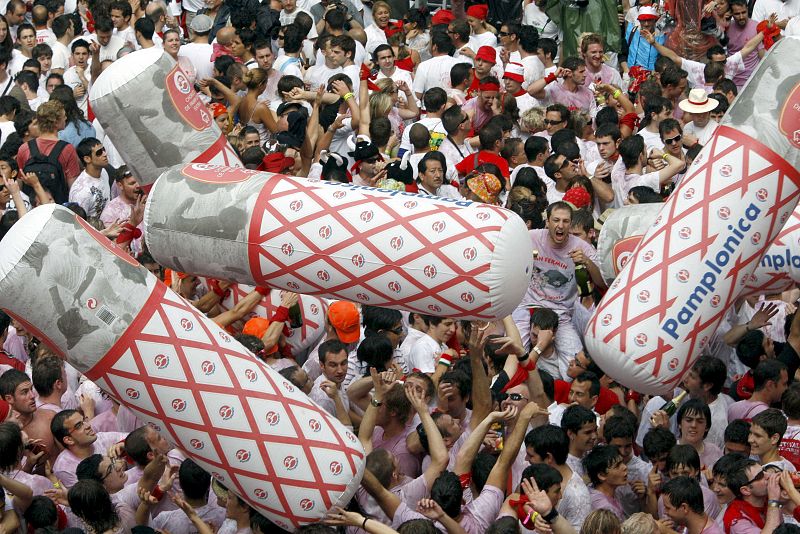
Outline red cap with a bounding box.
[431,9,455,25]
[466,4,488,20]
[563,186,592,209]
[259,153,295,173]
[328,301,360,344]
[475,45,496,65]
[637,6,659,20]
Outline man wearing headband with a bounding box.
[463,75,501,132]
[465,46,503,100]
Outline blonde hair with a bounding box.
[372,0,391,15]
[242,68,268,91]
[507,185,534,205]
[580,510,622,534]
[621,513,658,534]
[36,100,64,133]
[369,91,394,119]
[519,106,546,133]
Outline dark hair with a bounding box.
[68,480,120,533]
[523,135,549,163]
[365,448,394,487]
[708,93,729,114]
[75,454,105,482]
[442,103,465,135]
[24,495,58,530]
[0,421,23,470]
[704,61,725,85]
[677,399,712,438]
[472,451,497,493]
[574,371,601,398]
[478,122,503,151]
[398,520,439,534]
[538,38,557,60]
[688,355,725,396]
[660,68,688,89]
[594,106,620,128]
[124,425,151,467]
[521,462,562,494]
[619,135,645,168]
[713,452,747,479]
[752,408,788,445]
[440,370,470,399]
[356,335,393,372]
[52,14,72,38]
[658,117,683,139]
[423,87,447,113]
[531,307,559,332]
[94,17,114,33]
[561,404,596,434]
[713,78,738,97]
[662,476,704,514]
[753,359,787,391]
[604,415,636,442]
[783,383,800,419]
[0,95,20,118]
[76,137,103,164]
[725,457,759,498]
[431,471,462,518]
[724,419,751,446]
[179,458,212,500]
[430,31,454,56]
[448,20,469,43]
[546,200,573,219]
[110,0,132,18]
[518,24,539,53]
[15,70,39,92]
[546,103,570,124]
[628,186,663,204]
[450,62,472,88]
[583,444,621,485]
[642,427,677,459]
[571,208,594,233]
[0,369,30,398]
[595,123,621,143]
[318,339,348,364]
[640,95,673,128]
[330,34,356,60]
[32,356,63,397]
[325,8,346,30]
[278,365,307,390]
[525,424,569,465]
[666,443,701,474]
[418,150,447,177]
[134,17,155,40]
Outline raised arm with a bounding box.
[640,28,682,65]
[454,407,516,476]
[468,324,493,430]
[484,402,542,491]
[407,383,449,488]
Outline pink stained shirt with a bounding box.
[52,431,128,488]
[546,80,596,112]
[727,400,768,422]
[726,20,762,88]
[519,229,599,317]
[373,423,421,479]
[589,487,627,521]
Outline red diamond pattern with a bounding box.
[586,126,800,394]
[85,283,364,531]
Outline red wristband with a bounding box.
[255,286,270,296]
[458,472,472,489]
[544,72,557,84]
[208,279,229,299]
[272,306,290,323]
[151,485,164,501]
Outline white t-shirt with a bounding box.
[520,54,545,88]
[314,39,367,68]
[399,116,446,155]
[684,120,719,147]
[364,23,388,55]
[273,54,304,79]
[305,63,342,90]
[179,42,214,82]
[412,54,459,96]
[68,169,111,219]
[468,32,498,49]
[407,333,446,373]
[113,26,137,48]
[63,65,92,112]
[614,170,661,205]
[50,40,71,71]
[681,53,744,89]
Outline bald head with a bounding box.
[216,26,235,45]
[32,5,49,26]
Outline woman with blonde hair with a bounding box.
[519,106,546,138]
[369,78,418,138]
[387,30,420,72]
[364,0,393,54]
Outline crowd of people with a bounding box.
[0,0,798,532]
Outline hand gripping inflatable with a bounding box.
[144,164,533,320]
[89,48,241,186]
[218,284,328,358]
[598,204,800,297]
[0,205,364,531]
[585,37,800,395]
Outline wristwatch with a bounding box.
[532,345,543,356]
[542,508,559,523]
[371,398,383,407]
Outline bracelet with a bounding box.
[438,353,453,368]
[517,352,530,362]
[542,508,559,522]
[768,499,782,508]
[524,511,539,526]
[343,92,354,101]
[612,89,622,99]
[361,517,368,530]
[272,306,290,323]
[151,485,164,501]
[662,153,669,160]
[52,481,61,489]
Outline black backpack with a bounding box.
[23,139,69,204]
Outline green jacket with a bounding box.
[545,0,622,59]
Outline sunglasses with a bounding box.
[498,31,511,36]
[364,157,381,164]
[94,147,106,156]
[746,469,765,486]
[558,159,571,169]
[663,134,682,145]
[383,326,404,335]
[544,119,564,126]
[507,393,529,402]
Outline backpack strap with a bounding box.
[28,139,42,158]
[48,140,68,163]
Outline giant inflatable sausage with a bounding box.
[0,205,364,531]
[90,48,241,186]
[144,164,533,320]
[585,37,800,395]
[598,204,800,297]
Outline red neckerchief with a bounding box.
[466,70,481,100]
[737,371,755,400]
[513,89,526,97]
[723,499,766,533]
[382,20,404,38]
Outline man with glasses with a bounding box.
[536,104,570,142]
[542,153,578,204]
[51,408,127,488]
[69,137,110,219]
[723,458,783,533]
[658,118,688,186]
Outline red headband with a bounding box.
[479,82,500,92]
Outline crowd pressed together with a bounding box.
[0,0,798,532]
